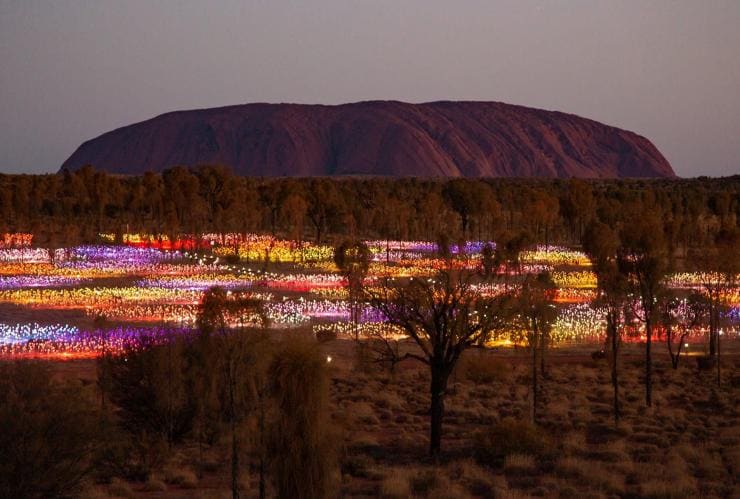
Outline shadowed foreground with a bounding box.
[22,338,739,498]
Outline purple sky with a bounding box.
[1,1,738,177]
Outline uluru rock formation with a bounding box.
[61,101,675,178]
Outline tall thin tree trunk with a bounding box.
[229,366,240,499]
[609,318,620,425]
[717,327,721,387]
[539,332,547,378]
[709,299,717,357]
[259,392,266,499]
[429,366,448,457]
[645,317,652,407]
[532,337,538,424]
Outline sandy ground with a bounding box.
[38,337,740,498]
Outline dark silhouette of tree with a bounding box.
[197,287,267,499]
[561,178,595,242]
[0,362,99,498]
[443,179,488,238]
[690,229,739,385]
[280,191,308,243]
[512,272,557,423]
[481,242,496,279]
[584,221,629,424]
[333,240,371,342]
[618,214,668,407]
[306,179,341,243]
[661,291,704,369]
[527,188,560,247]
[106,336,193,450]
[267,338,336,499]
[366,269,511,456]
[495,230,532,283]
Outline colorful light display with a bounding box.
[0,323,194,359]
[0,233,33,248]
[0,275,90,289]
[521,246,591,266]
[0,239,736,360]
[552,271,597,289]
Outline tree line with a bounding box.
[0,166,737,254]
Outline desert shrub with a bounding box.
[353,341,375,373]
[107,478,134,497]
[142,476,167,491]
[695,355,716,370]
[0,361,99,498]
[459,353,509,384]
[268,338,337,499]
[504,454,536,473]
[95,426,169,482]
[410,469,438,496]
[315,327,338,342]
[380,468,411,498]
[163,466,198,488]
[105,338,195,445]
[556,457,624,494]
[640,479,696,498]
[475,418,552,466]
[341,454,375,479]
[411,469,459,497]
[223,253,241,265]
[446,459,501,496]
[561,431,586,456]
[591,349,607,360]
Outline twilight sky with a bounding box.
[0,1,738,177]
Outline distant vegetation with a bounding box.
[1,166,737,255]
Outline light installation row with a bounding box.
[0,235,735,359]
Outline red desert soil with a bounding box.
[50,339,738,498]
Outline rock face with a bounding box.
[61,101,675,177]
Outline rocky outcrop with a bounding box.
[61,100,675,177]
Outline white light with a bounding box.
[326,355,332,363]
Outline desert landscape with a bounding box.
[1,2,739,497]
[0,173,737,497]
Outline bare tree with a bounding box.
[512,272,557,424]
[661,292,704,369]
[366,324,405,376]
[366,269,511,456]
